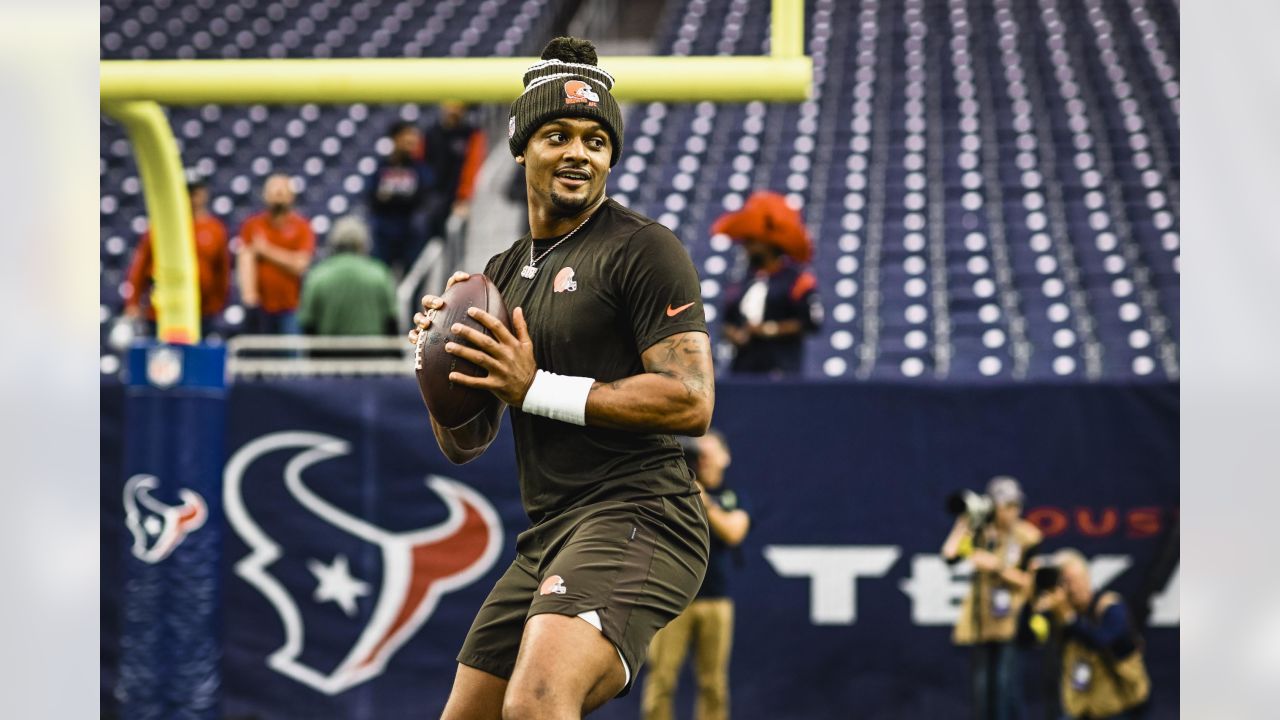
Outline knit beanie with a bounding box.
[508,37,625,167]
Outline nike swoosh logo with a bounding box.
[666,302,696,317]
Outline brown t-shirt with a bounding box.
[484,199,708,524]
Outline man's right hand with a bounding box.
[407,271,470,345]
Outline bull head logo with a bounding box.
[223,431,503,695]
[123,474,208,564]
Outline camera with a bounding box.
[945,489,994,527]
[1034,565,1062,594]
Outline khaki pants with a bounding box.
[641,598,734,720]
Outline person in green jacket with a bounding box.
[298,215,399,337]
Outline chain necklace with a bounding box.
[521,213,594,279]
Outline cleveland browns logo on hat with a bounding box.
[563,80,599,106]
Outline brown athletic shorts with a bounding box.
[457,492,709,696]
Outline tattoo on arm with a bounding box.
[644,334,711,400]
[595,333,713,400]
[585,332,714,433]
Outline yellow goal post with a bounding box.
[100,0,811,343]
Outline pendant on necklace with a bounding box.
[520,264,538,279]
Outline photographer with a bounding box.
[1032,550,1150,719]
[941,476,1043,720]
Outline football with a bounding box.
[414,274,511,428]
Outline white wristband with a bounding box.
[521,369,595,426]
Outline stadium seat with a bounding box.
[101,0,1178,382]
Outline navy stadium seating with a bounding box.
[99,0,1179,382]
[99,0,564,372]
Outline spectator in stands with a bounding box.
[298,215,398,337]
[506,164,530,235]
[1032,550,1151,720]
[715,191,822,376]
[941,476,1043,720]
[123,173,230,338]
[368,120,433,277]
[642,429,751,720]
[236,173,315,334]
[422,101,486,243]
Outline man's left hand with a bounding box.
[445,306,537,407]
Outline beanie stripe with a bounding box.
[522,59,616,88]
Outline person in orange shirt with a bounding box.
[236,173,316,335]
[123,175,230,338]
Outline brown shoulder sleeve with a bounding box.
[616,223,708,352]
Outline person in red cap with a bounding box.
[714,191,823,375]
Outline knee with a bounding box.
[696,672,728,697]
[501,693,536,720]
[501,683,557,720]
[646,659,679,686]
[645,670,676,698]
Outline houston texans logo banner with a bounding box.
[115,344,227,720]
[211,378,525,719]
[223,431,502,695]
[123,474,208,564]
[102,377,1178,719]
